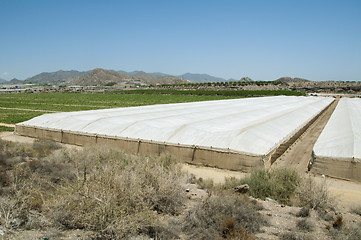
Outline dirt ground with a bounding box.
[0,123,15,128]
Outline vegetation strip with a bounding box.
[0,107,58,112]
[0,126,14,132]
[111,89,306,96]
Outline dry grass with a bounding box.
[181,193,267,239]
[294,176,334,211]
[0,139,188,239]
[42,147,186,239]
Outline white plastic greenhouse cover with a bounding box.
[17,96,333,156]
[314,98,361,160]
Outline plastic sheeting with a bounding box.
[314,98,361,161]
[17,96,333,156]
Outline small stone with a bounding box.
[234,184,250,194]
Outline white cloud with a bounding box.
[2,72,9,76]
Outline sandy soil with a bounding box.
[0,107,57,112]
[181,163,247,184]
[0,131,81,150]
[0,123,15,127]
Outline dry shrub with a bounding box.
[0,139,186,238]
[295,176,334,211]
[351,206,361,216]
[182,193,266,239]
[327,223,361,240]
[43,147,186,239]
[196,177,214,190]
[221,217,256,240]
[280,232,314,240]
[332,215,343,229]
[296,218,314,232]
[0,139,33,164]
[296,207,310,218]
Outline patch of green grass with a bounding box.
[0,126,14,132]
[0,109,47,124]
[224,168,301,205]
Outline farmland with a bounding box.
[0,93,238,127]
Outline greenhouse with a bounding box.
[15,96,334,172]
[313,97,361,181]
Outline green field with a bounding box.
[0,93,237,127]
[0,90,305,131]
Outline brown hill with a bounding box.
[67,68,189,86]
[276,77,311,83]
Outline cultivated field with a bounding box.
[0,92,239,130]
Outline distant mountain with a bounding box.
[68,68,189,86]
[0,78,8,84]
[9,78,23,84]
[239,77,254,82]
[68,69,130,86]
[178,73,227,83]
[276,77,310,83]
[118,70,171,78]
[25,70,86,84]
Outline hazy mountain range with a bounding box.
[0,69,240,85]
[0,68,313,86]
[67,68,189,86]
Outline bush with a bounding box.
[351,206,361,216]
[0,140,187,239]
[43,147,186,239]
[296,219,314,232]
[280,232,314,240]
[182,193,267,239]
[226,168,301,204]
[32,139,61,157]
[296,207,310,218]
[295,176,334,211]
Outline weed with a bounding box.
[280,232,314,240]
[42,146,186,239]
[32,139,61,157]
[351,206,361,216]
[230,168,300,204]
[296,207,310,218]
[295,176,334,211]
[196,177,214,190]
[296,219,314,232]
[221,217,256,240]
[182,193,267,239]
[333,215,343,229]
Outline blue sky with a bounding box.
[1,0,360,81]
